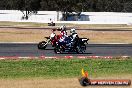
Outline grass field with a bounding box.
[0,58,131,79]
[0,58,131,88]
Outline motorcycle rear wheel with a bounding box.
[80,44,86,53]
[76,44,86,53]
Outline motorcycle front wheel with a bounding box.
[38,41,47,49]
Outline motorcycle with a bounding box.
[54,37,89,54]
[38,33,60,49]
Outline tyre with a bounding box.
[76,45,84,54]
[79,77,90,86]
[80,44,86,53]
[54,45,62,54]
[76,43,86,54]
[38,41,47,49]
[76,46,80,53]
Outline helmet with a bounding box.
[70,28,76,34]
[51,29,56,32]
[60,25,66,31]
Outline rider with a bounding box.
[58,25,68,45]
[69,28,79,47]
[50,29,58,46]
[60,25,67,38]
[50,29,56,39]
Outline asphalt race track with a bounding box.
[0,43,132,57]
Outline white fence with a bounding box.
[0,10,132,24]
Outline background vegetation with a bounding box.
[1,0,132,12]
[0,0,132,20]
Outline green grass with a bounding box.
[0,58,131,79]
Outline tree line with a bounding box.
[0,0,132,20]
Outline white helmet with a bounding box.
[70,28,76,34]
[60,25,66,31]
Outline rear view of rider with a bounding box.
[69,28,79,47]
[59,25,68,45]
[60,25,67,38]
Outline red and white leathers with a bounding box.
[50,29,56,39]
[59,25,68,43]
[50,29,60,46]
[59,30,67,42]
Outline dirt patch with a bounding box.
[0,27,132,43]
[0,75,131,88]
[0,78,81,88]
[77,30,132,43]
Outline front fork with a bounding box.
[44,39,50,46]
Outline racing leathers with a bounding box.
[58,30,68,45]
[68,32,79,47]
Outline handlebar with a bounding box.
[45,37,50,39]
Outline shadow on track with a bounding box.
[38,48,92,55]
[54,52,93,55]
